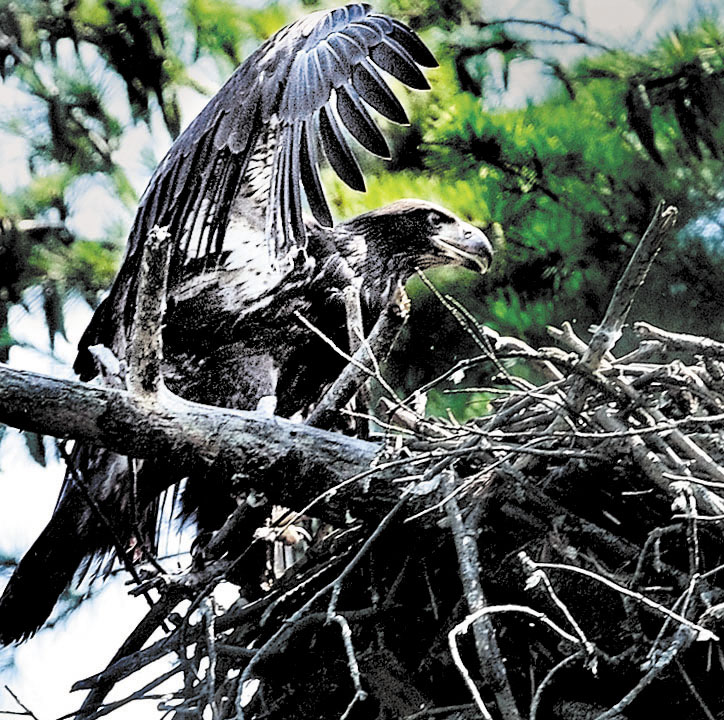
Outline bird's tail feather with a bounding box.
[0,445,162,645]
[0,509,100,644]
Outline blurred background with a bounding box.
[1,0,724,715]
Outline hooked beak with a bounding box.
[431,225,494,274]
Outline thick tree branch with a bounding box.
[0,363,389,524]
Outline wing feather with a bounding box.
[319,104,365,192]
[177,4,434,258]
[336,84,390,157]
[370,38,429,90]
[279,127,293,252]
[316,41,349,88]
[288,122,306,242]
[389,19,438,67]
[299,117,331,227]
[352,60,408,125]
[304,48,329,113]
[323,34,354,79]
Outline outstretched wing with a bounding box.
[74,4,435,378]
[135,2,434,268]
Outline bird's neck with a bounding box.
[305,218,413,313]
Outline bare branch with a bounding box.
[531,560,716,640]
[2,687,39,720]
[126,226,173,396]
[0,363,386,524]
[306,300,406,429]
[445,471,521,720]
[634,322,724,357]
[473,17,612,52]
[329,614,368,719]
[580,202,678,372]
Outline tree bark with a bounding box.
[0,363,400,524]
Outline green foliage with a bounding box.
[381,0,480,31]
[0,161,123,350]
[186,0,246,65]
[235,3,294,42]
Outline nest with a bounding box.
[67,204,724,720]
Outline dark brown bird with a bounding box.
[0,3,493,644]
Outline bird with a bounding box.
[0,3,493,644]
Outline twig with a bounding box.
[530,561,716,641]
[644,574,698,667]
[547,321,589,355]
[675,658,716,720]
[416,271,496,361]
[446,633,494,720]
[646,407,724,485]
[306,300,405,429]
[445,471,521,720]
[235,497,409,719]
[71,632,176,692]
[529,652,584,720]
[293,310,401,406]
[473,17,612,51]
[73,591,185,717]
[448,604,581,719]
[66,666,181,720]
[260,541,358,626]
[202,598,221,720]
[593,410,673,494]
[594,626,695,720]
[579,202,677,373]
[2,688,39,720]
[519,552,597,670]
[403,704,475,719]
[329,614,368,719]
[398,354,491,404]
[377,397,456,439]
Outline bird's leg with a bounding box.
[390,281,411,319]
[342,279,371,439]
[342,278,365,354]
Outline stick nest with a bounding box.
[73,204,724,720]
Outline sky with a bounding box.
[0,0,722,717]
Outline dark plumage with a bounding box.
[72,2,439,379]
[0,4,493,644]
[164,199,492,415]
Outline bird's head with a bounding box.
[336,199,493,305]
